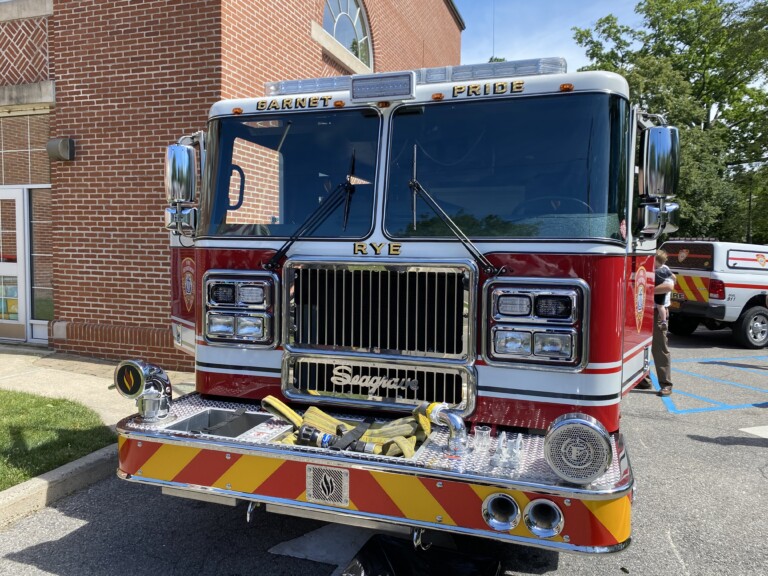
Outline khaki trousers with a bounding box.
[652,307,672,387]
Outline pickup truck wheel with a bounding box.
[734,306,768,349]
[668,315,699,336]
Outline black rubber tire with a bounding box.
[733,306,768,349]
[668,315,699,336]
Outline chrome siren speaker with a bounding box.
[114,359,173,422]
[544,413,612,485]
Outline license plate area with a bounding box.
[306,465,350,507]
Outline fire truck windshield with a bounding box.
[201,109,379,238]
[385,92,629,241]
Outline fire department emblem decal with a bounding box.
[757,254,766,268]
[677,249,689,263]
[181,257,195,312]
[635,266,647,333]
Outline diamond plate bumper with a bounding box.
[117,393,633,553]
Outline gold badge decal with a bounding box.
[181,257,195,312]
[635,266,648,333]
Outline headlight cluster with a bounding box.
[205,274,277,345]
[486,282,586,367]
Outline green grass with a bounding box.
[0,390,116,491]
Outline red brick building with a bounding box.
[0,0,463,368]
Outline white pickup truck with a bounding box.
[661,240,768,348]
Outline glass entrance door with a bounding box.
[0,189,26,340]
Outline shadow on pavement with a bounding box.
[687,434,768,449]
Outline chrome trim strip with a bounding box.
[116,471,631,553]
[170,315,195,329]
[196,361,281,374]
[478,386,620,403]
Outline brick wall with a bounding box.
[50,0,222,368]
[51,0,461,370]
[0,15,48,85]
[367,0,462,71]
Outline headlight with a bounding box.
[207,314,235,336]
[493,329,532,356]
[533,332,573,359]
[203,273,278,347]
[236,315,264,339]
[486,281,587,367]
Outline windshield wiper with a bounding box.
[265,151,356,270]
[408,145,503,276]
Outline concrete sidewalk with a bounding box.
[0,344,194,528]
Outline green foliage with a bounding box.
[573,0,768,242]
[0,391,116,490]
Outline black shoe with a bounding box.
[635,379,653,390]
[658,386,672,397]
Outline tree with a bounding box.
[573,0,768,242]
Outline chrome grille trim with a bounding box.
[283,354,476,416]
[283,259,476,361]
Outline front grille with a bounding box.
[284,355,472,413]
[284,261,474,360]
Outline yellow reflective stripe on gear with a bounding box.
[374,473,454,525]
[212,455,284,493]
[139,444,200,480]
[583,496,631,543]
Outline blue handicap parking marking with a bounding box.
[648,355,768,414]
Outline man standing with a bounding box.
[637,249,676,396]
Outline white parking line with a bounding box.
[269,524,374,575]
[740,426,768,439]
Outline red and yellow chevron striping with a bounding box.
[674,274,709,302]
[118,436,630,548]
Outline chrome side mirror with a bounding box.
[643,126,679,198]
[641,200,679,239]
[165,144,197,203]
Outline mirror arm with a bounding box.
[178,130,206,179]
[638,111,668,127]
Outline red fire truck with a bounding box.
[114,58,679,554]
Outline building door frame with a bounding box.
[0,187,27,341]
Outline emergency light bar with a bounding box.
[265,57,567,98]
[350,71,415,102]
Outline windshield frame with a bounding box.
[198,106,382,240]
[382,90,631,243]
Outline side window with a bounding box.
[322,0,372,67]
[227,137,281,228]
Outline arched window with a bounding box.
[322,0,372,68]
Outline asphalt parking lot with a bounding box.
[0,328,766,576]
